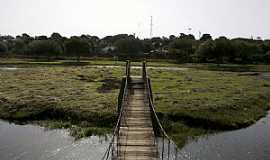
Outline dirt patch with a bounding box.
[97,78,121,93]
[76,74,96,82]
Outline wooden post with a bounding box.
[126,60,130,80]
[142,61,146,79]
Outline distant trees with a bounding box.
[50,33,63,41]
[200,34,212,41]
[195,40,215,62]
[27,40,62,59]
[195,37,270,64]
[64,38,90,61]
[0,41,8,54]
[213,37,233,64]
[0,32,270,64]
[114,38,143,56]
[264,51,270,63]
[169,39,195,62]
[12,39,27,54]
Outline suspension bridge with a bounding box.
[102,61,184,160]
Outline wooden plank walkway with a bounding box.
[118,76,159,160]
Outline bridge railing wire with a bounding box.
[101,60,130,160]
[142,61,186,160]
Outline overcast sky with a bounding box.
[0,0,270,39]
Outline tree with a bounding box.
[195,40,215,62]
[27,40,62,59]
[64,38,90,61]
[142,39,153,53]
[212,37,232,64]
[200,34,212,41]
[169,39,195,62]
[17,33,34,44]
[179,33,195,40]
[263,51,270,63]
[12,39,27,55]
[169,35,176,41]
[35,35,48,40]
[151,37,163,50]
[114,38,143,56]
[0,41,8,54]
[50,33,63,41]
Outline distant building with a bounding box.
[102,46,116,54]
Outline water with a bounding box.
[0,67,18,70]
[1,111,270,160]
[179,111,270,160]
[0,120,110,160]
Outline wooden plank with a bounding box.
[117,77,159,160]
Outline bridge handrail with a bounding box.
[143,61,183,159]
[101,60,130,160]
[142,61,171,139]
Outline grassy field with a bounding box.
[148,67,270,146]
[0,58,270,146]
[0,63,124,138]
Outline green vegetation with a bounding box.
[1,33,270,64]
[0,63,124,137]
[149,66,270,147]
[0,58,270,148]
[27,40,63,59]
[65,37,91,62]
[0,41,8,53]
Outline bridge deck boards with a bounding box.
[117,77,159,160]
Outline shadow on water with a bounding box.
[0,120,110,160]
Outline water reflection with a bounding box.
[179,111,270,160]
[0,120,110,160]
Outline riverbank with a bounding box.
[0,58,270,147]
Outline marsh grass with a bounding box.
[0,58,270,147]
[149,67,270,147]
[0,65,125,137]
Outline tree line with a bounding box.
[0,33,270,63]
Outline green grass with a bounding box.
[0,58,270,147]
[149,66,270,147]
[0,64,125,137]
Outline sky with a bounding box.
[0,0,270,39]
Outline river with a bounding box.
[179,111,270,160]
[1,112,270,160]
[0,120,109,160]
